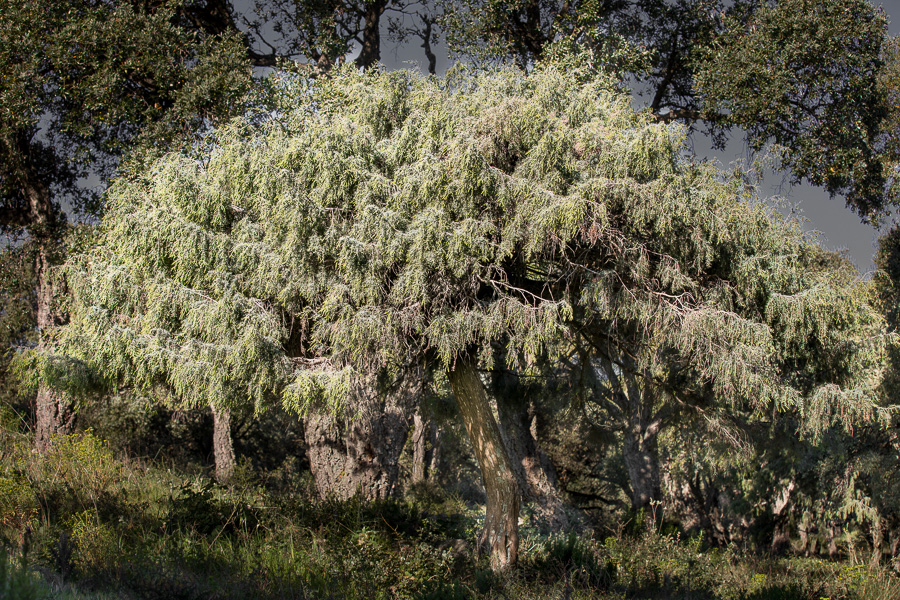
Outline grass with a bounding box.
[1,427,899,600]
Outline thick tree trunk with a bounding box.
[11,138,75,452]
[828,520,841,558]
[622,421,661,519]
[304,374,414,500]
[770,481,794,555]
[211,404,235,482]
[447,355,520,572]
[495,384,571,531]
[355,0,388,69]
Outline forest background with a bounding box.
[4,0,900,598]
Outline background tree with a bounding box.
[0,0,251,451]
[441,0,893,222]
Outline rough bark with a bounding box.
[34,245,76,451]
[493,375,572,532]
[4,131,76,453]
[304,373,415,500]
[411,411,437,484]
[622,420,662,519]
[211,404,236,482]
[447,355,520,572]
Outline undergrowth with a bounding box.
[0,427,898,599]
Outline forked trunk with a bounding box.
[495,386,571,531]
[447,355,520,572]
[211,404,236,482]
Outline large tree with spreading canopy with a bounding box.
[441,0,893,222]
[27,57,891,570]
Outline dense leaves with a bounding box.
[441,0,894,220]
[0,0,251,233]
[31,61,889,444]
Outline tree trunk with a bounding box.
[871,515,885,567]
[355,0,387,69]
[622,420,662,520]
[770,480,794,555]
[447,355,520,572]
[304,373,415,500]
[211,404,235,482]
[888,517,900,572]
[495,383,572,531]
[14,141,75,452]
[828,520,841,558]
[411,411,436,484]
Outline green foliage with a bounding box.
[0,243,35,423]
[34,59,890,446]
[0,550,47,600]
[442,0,894,219]
[534,532,614,588]
[0,0,252,230]
[0,425,898,599]
[697,0,889,221]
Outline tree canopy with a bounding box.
[0,0,251,448]
[25,57,893,568]
[440,0,893,221]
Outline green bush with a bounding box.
[0,550,46,600]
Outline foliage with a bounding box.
[28,59,889,446]
[1,424,898,600]
[0,549,47,600]
[696,0,889,221]
[0,0,252,232]
[0,243,35,416]
[440,0,894,220]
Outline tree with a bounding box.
[441,0,893,222]
[31,57,890,570]
[0,0,251,450]
[564,240,887,519]
[177,0,442,73]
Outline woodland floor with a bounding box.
[1,428,899,600]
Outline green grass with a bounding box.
[1,428,898,599]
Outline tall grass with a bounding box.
[1,426,898,599]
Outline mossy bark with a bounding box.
[447,354,520,572]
